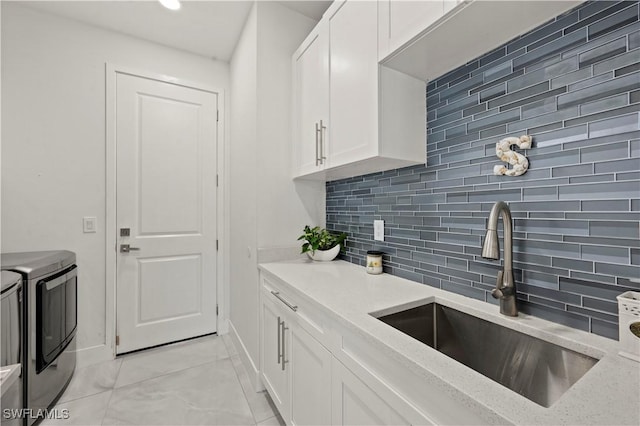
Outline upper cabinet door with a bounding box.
[328,0,379,169]
[443,0,458,15]
[291,0,426,181]
[378,0,446,61]
[292,22,330,177]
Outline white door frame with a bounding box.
[104,63,228,360]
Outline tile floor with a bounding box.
[42,334,284,426]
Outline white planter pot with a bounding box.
[307,245,340,262]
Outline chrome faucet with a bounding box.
[482,201,518,317]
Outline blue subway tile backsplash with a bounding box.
[326,0,640,341]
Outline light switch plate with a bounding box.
[374,220,384,241]
[83,217,97,233]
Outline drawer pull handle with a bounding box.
[277,316,282,365]
[315,122,321,166]
[319,119,326,163]
[271,291,298,312]
[281,321,288,371]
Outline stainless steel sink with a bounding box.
[375,303,598,407]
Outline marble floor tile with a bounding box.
[103,358,253,425]
[256,414,286,426]
[58,358,122,403]
[40,390,112,426]
[221,333,238,357]
[229,355,278,423]
[115,334,228,389]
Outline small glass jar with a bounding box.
[366,251,383,275]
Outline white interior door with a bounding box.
[115,72,218,354]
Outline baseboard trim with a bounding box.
[217,317,229,335]
[228,320,263,392]
[75,343,114,368]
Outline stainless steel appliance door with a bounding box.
[36,266,77,373]
[1,281,22,367]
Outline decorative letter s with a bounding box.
[493,135,532,177]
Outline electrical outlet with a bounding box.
[83,217,97,233]
[374,220,384,241]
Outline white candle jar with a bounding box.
[366,251,383,275]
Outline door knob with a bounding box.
[120,244,140,253]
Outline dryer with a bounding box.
[2,251,76,426]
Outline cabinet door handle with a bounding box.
[271,291,298,312]
[319,119,327,163]
[277,316,282,365]
[315,122,321,166]
[281,321,288,371]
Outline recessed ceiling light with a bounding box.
[159,0,181,11]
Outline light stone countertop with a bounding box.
[258,258,640,426]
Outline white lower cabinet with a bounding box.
[290,324,332,425]
[260,283,332,425]
[261,293,290,417]
[260,273,438,425]
[331,359,410,426]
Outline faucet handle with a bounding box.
[491,270,505,299]
[492,269,516,300]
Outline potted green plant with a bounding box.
[297,226,347,261]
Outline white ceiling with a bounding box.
[15,0,332,62]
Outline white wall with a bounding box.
[1,3,229,361]
[256,3,326,244]
[229,3,259,377]
[229,1,323,388]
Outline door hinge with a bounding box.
[216,110,219,122]
[216,174,219,187]
[216,240,219,251]
[116,335,120,346]
[216,304,219,316]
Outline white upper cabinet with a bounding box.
[443,0,458,14]
[378,0,451,61]
[292,0,426,181]
[292,21,330,177]
[382,0,583,81]
[327,0,379,169]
